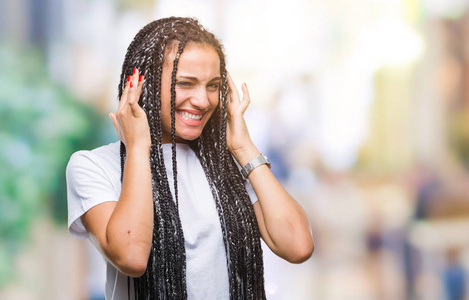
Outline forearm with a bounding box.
[226,73,313,263]
[251,167,313,261]
[234,144,314,263]
[105,147,153,276]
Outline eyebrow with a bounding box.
[178,76,221,82]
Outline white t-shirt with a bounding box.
[66,142,258,300]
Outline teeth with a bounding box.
[178,111,202,121]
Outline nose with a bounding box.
[189,86,210,109]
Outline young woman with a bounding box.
[67,17,314,299]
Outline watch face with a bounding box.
[261,154,271,168]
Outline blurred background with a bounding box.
[2,0,469,299]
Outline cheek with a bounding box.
[206,97,220,120]
[208,92,220,107]
[174,89,189,104]
[161,90,182,118]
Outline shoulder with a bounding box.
[66,142,121,239]
[66,141,121,187]
[67,142,120,171]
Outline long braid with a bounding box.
[168,40,187,298]
[170,41,186,210]
[117,17,265,299]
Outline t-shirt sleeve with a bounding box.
[244,179,258,205]
[232,155,259,205]
[66,151,119,239]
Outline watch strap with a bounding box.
[241,154,270,178]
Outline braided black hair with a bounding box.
[117,17,265,299]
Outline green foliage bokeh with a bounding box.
[0,45,107,286]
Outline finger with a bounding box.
[227,71,240,101]
[137,73,144,97]
[109,113,119,135]
[118,76,132,111]
[236,82,250,114]
[110,112,124,143]
[241,83,251,104]
[129,74,145,113]
[226,71,240,102]
[127,68,140,105]
[128,97,145,116]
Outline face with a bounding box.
[160,42,221,143]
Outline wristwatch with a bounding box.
[241,153,271,178]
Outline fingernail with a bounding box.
[139,75,144,82]
[127,76,131,82]
[133,68,137,74]
[243,83,247,89]
[130,81,134,88]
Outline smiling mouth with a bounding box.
[177,111,203,121]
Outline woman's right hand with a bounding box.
[83,68,153,278]
[109,68,151,151]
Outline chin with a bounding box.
[176,131,203,142]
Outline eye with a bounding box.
[207,83,220,91]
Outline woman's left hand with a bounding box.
[226,72,257,164]
[226,73,314,263]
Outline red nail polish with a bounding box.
[127,76,131,82]
[139,75,143,82]
[133,68,136,74]
[130,81,134,88]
